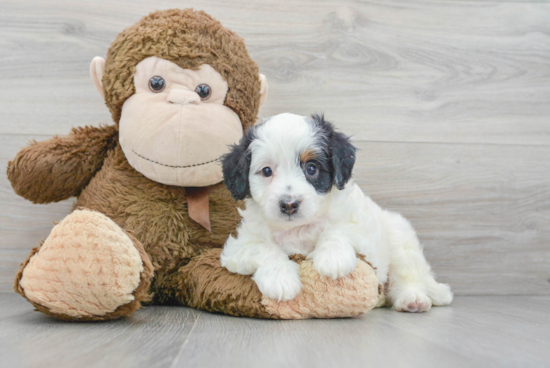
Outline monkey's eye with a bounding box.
[149,76,166,92]
[305,163,317,177]
[195,84,211,100]
[261,167,273,177]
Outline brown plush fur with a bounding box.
[175,248,276,319]
[7,125,118,203]
[8,9,378,321]
[171,250,379,320]
[74,143,243,303]
[8,9,254,320]
[103,9,262,129]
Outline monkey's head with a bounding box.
[89,9,268,187]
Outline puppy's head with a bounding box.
[222,113,356,227]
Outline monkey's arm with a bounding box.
[7,125,118,204]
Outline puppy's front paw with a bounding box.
[253,261,302,302]
[220,254,255,276]
[308,242,357,280]
[393,290,432,313]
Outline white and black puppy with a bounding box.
[220,113,453,312]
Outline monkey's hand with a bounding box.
[7,125,117,203]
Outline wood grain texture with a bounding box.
[0,291,35,321]
[354,141,550,295]
[2,136,549,294]
[174,296,550,368]
[0,0,549,144]
[1,0,549,296]
[0,293,201,368]
[2,293,548,368]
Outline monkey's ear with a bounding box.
[259,74,268,107]
[331,131,356,190]
[90,56,106,98]
[222,130,255,200]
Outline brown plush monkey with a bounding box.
[7,9,379,321]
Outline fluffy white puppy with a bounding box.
[221,113,453,312]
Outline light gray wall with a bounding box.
[1,0,549,295]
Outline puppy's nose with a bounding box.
[280,199,301,215]
[167,89,200,105]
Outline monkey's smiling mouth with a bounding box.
[132,149,220,168]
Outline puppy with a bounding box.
[220,113,453,312]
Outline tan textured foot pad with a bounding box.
[17,209,145,320]
[262,254,380,319]
[179,249,379,319]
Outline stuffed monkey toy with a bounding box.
[7,9,379,321]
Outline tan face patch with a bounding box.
[119,57,243,187]
[300,149,317,163]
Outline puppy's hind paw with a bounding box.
[393,290,432,313]
[428,282,453,306]
[253,261,302,302]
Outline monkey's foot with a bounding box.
[177,249,380,319]
[14,209,154,321]
[261,254,380,319]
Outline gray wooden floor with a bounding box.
[1,293,549,368]
[1,0,549,367]
[1,0,549,296]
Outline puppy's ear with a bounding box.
[310,114,356,190]
[331,131,356,190]
[222,129,255,200]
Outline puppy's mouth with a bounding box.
[283,213,298,221]
[277,211,308,225]
[279,208,302,222]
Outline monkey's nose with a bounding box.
[279,199,301,215]
[167,89,201,105]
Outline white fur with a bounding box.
[221,113,453,311]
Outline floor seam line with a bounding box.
[0,310,34,323]
[169,311,202,368]
[352,139,550,148]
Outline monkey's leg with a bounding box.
[13,209,154,321]
[173,248,380,319]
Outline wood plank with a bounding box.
[0,134,76,292]
[0,0,548,145]
[1,0,549,366]
[1,294,548,368]
[1,0,549,295]
[0,248,32,292]
[0,134,74,249]
[1,135,549,295]
[0,292,35,321]
[174,296,550,368]
[354,140,550,296]
[0,293,201,368]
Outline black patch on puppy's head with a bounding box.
[300,145,333,195]
[222,127,256,200]
[310,114,356,190]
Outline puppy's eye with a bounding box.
[261,167,273,177]
[195,84,211,100]
[149,76,166,92]
[306,163,317,176]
